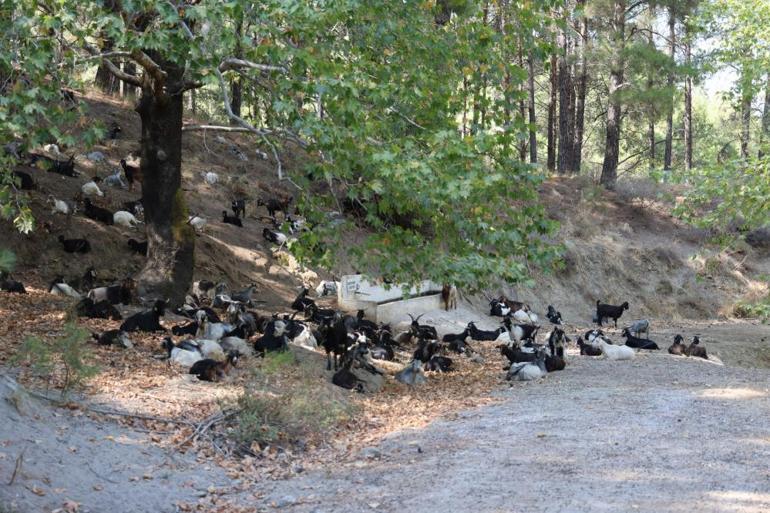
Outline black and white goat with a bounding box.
[467,321,505,341]
[58,235,91,254]
[546,305,563,325]
[120,300,166,332]
[75,297,121,320]
[621,328,659,350]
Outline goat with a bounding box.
[127,239,148,255]
[499,344,537,368]
[189,351,238,382]
[442,329,470,344]
[220,336,254,357]
[230,285,258,305]
[113,210,140,228]
[12,170,36,190]
[103,168,126,188]
[120,300,166,332]
[686,336,708,359]
[597,339,635,360]
[186,215,207,233]
[231,199,246,218]
[621,328,659,350]
[48,276,82,299]
[547,327,568,358]
[262,227,287,245]
[595,300,629,327]
[546,305,562,325]
[441,284,458,310]
[0,272,26,294]
[75,297,121,320]
[512,308,538,324]
[48,156,78,177]
[106,122,121,140]
[467,321,505,341]
[291,287,316,312]
[201,171,219,185]
[172,321,199,337]
[222,211,243,227]
[395,359,427,386]
[58,235,91,254]
[122,198,144,217]
[162,337,203,367]
[545,353,566,372]
[93,329,133,348]
[258,196,292,218]
[577,336,602,356]
[332,343,381,392]
[489,300,511,317]
[120,159,141,192]
[88,278,133,305]
[408,314,438,340]
[412,338,440,363]
[81,180,104,197]
[626,319,650,338]
[502,318,540,344]
[425,355,453,372]
[304,303,336,324]
[322,317,361,370]
[83,198,113,225]
[506,349,547,381]
[71,266,97,292]
[253,320,289,355]
[48,196,75,215]
[668,334,687,356]
[498,296,527,312]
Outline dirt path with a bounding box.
[253,350,770,513]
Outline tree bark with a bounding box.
[547,53,558,172]
[664,9,676,170]
[230,16,243,121]
[683,36,693,170]
[760,74,770,158]
[574,2,588,173]
[94,38,119,94]
[557,30,574,174]
[122,62,138,98]
[600,0,626,189]
[134,57,196,307]
[647,27,655,167]
[527,50,538,164]
[517,37,527,162]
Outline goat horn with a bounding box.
[407,314,415,322]
[414,313,425,322]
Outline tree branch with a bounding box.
[103,58,143,87]
[130,49,167,86]
[182,124,261,133]
[219,58,287,74]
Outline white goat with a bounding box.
[113,210,140,228]
[597,340,635,361]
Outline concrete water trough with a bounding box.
[337,274,443,324]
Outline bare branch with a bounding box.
[219,58,288,74]
[130,49,167,85]
[103,58,143,87]
[182,124,262,133]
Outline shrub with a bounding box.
[11,323,99,396]
[734,294,770,322]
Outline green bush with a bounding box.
[11,323,99,396]
[734,295,770,322]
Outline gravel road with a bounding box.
[256,351,770,513]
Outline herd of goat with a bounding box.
[7,129,300,257]
[1,261,710,391]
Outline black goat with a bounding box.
[499,344,537,367]
[258,196,292,218]
[322,317,360,370]
[370,330,396,361]
[189,352,238,382]
[172,321,199,337]
[489,300,511,317]
[222,211,243,227]
[122,198,143,216]
[408,314,438,340]
[576,336,602,356]
[425,355,453,372]
[75,297,121,320]
[412,338,440,363]
[262,227,287,245]
[83,198,114,225]
[467,321,504,341]
[668,334,687,355]
[545,354,566,372]
[253,320,289,355]
[71,266,97,292]
[106,122,121,140]
[120,300,166,332]
[127,239,148,255]
[48,156,78,177]
[58,235,91,254]
[595,300,629,327]
[686,336,708,359]
[120,159,141,192]
[546,305,563,325]
[304,303,336,324]
[291,287,316,312]
[12,170,35,190]
[621,328,659,350]
[0,271,26,294]
[231,199,246,218]
[92,329,132,348]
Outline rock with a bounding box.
[274,495,297,508]
[395,360,426,386]
[1,374,39,417]
[359,447,382,460]
[746,227,770,249]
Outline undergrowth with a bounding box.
[234,351,356,449]
[734,293,770,322]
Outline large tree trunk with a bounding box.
[557,31,574,174]
[760,74,770,158]
[230,16,243,121]
[547,53,558,172]
[517,37,527,162]
[600,0,626,189]
[739,66,753,160]
[647,27,656,167]
[135,59,195,307]
[527,50,538,164]
[664,9,676,170]
[574,1,588,173]
[94,38,119,94]
[683,37,693,170]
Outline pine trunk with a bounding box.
[600,0,626,189]
[94,38,119,95]
[683,38,693,170]
[547,53,558,172]
[574,6,588,173]
[134,58,196,307]
[527,50,538,164]
[557,31,573,174]
[664,10,676,170]
[760,75,770,158]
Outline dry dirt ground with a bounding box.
[3,319,770,513]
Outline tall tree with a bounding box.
[663,8,676,170]
[547,53,558,172]
[557,25,574,174]
[600,0,626,188]
[573,0,588,173]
